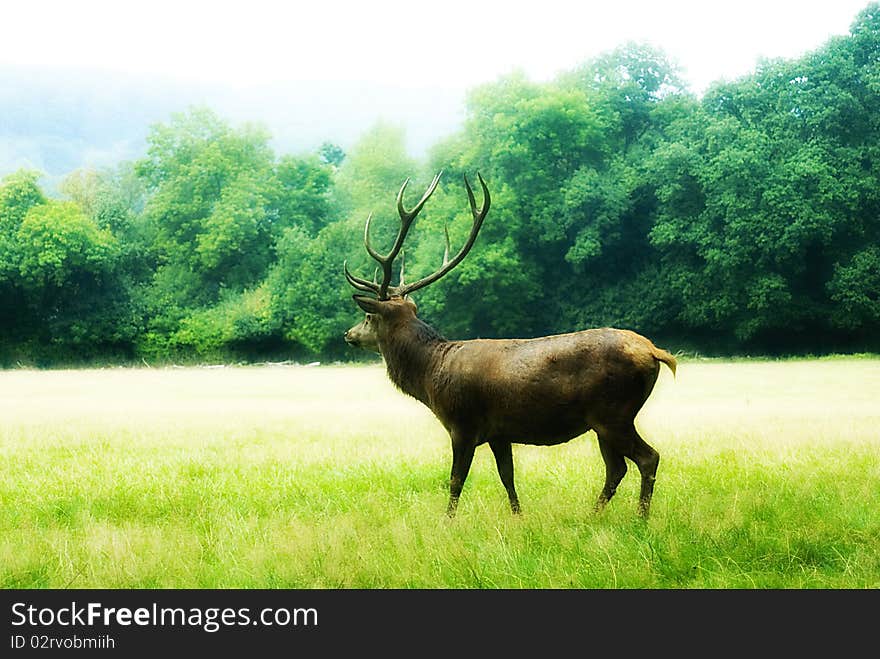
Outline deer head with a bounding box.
[343,172,490,351]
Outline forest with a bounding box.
[1,3,878,366]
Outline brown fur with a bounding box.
[345,295,676,518]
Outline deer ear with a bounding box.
[353,295,384,315]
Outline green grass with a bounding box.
[1,359,878,588]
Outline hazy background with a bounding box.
[0,0,870,187]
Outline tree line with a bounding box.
[1,4,878,366]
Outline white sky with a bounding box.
[1,0,872,95]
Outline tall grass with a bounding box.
[1,359,878,588]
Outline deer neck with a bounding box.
[379,318,447,405]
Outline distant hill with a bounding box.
[0,67,466,192]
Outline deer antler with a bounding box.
[396,173,490,297]
[346,172,441,299]
[344,172,489,300]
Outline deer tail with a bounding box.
[652,347,677,378]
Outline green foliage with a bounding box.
[194,174,271,285]
[644,9,880,349]
[170,285,280,359]
[271,155,335,236]
[406,182,543,338]
[267,220,364,358]
[0,189,137,364]
[16,201,117,287]
[137,107,277,291]
[334,121,415,209]
[0,170,46,279]
[318,142,346,168]
[132,107,337,360]
[827,246,880,329]
[0,169,45,227]
[423,46,692,340]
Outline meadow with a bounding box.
[0,357,878,589]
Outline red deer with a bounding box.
[344,172,676,518]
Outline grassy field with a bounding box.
[1,357,878,588]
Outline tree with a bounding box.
[0,170,47,360]
[424,47,692,341]
[133,107,343,359]
[0,169,45,285]
[333,121,416,223]
[267,219,365,358]
[270,154,335,236]
[645,8,880,350]
[136,107,277,296]
[16,201,117,288]
[0,170,46,227]
[133,108,277,356]
[9,200,134,360]
[318,142,345,168]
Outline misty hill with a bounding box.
[0,67,466,190]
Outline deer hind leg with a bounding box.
[628,426,660,518]
[489,440,521,515]
[594,436,627,513]
[597,423,660,518]
[447,434,476,518]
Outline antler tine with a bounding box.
[344,260,381,294]
[361,209,396,299]
[363,213,382,263]
[398,171,442,222]
[465,172,490,221]
[398,173,490,297]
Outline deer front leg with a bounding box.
[447,434,476,517]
